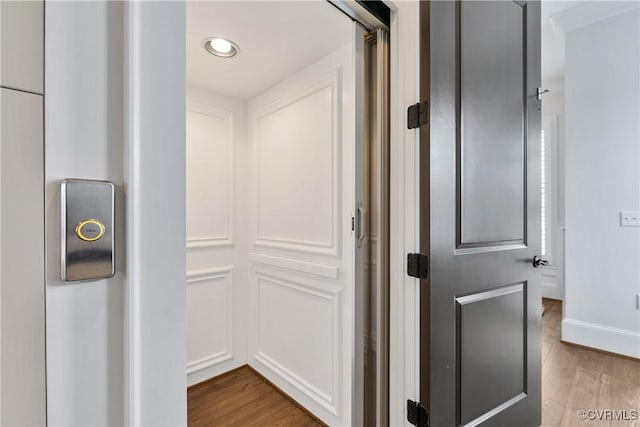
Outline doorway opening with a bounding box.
[183,2,390,425]
[539,2,640,425]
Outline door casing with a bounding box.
[123,1,420,425]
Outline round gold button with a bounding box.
[76,219,105,242]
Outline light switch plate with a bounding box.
[620,211,640,227]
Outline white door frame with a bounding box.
[387,1,420,425]
[124,2,187,425]
[123,1,419,425]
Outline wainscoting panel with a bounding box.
[255,271,341,414]
[186,267,234,376]
[251,70,340,256]
[185,92,248,386]
[186,102,234,248]
[247,44,356,426]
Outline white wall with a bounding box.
[560,4,640,358]
[185,88,248,386]
[45,2,125,424]
[46,2,187,424]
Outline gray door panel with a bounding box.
[426,1,541,426]
[459,1,526,246]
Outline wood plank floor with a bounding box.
[188,366,325,426]
[188,302,639,426]
[542,298,640,426]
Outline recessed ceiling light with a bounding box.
[203,37,239,58]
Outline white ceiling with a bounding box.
[542,1,585,87]
[188,1,585,97]
[186,1,352,100]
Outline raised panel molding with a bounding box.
[252,270,342,416]
[455,283,526,425]
[456,2,527,251]
[186,101,234,248]
[454,243,527,256]
[251,69,342,257]
[186,266,234,374]
[249,252,339,279]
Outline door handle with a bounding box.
[356,202,366,248]
[533,255,549,268]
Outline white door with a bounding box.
[246,26,364,426]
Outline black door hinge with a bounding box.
[407,253,429,279]
[407,101,428,129]
[407,400,429,427]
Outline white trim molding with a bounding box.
[186,266,234,283]
[187,238,233,249]
[124,2,142,424]
[562,318,640,359]
[124,1,187,425]
[550,1,640,35]
[249,252,339,279]
[187,353,233,376]
[388,1,420,426]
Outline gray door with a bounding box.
[423,1,542,426]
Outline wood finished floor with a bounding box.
[188,301,639,426]
[542,298,640,426]
[187,366,325,427]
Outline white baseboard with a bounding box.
[186,357,244,387]
[250,351,338,420]
[562,318,640,359]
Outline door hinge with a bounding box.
[407,101,428,129]
[407,253,428,279]
[407,400,429,427]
